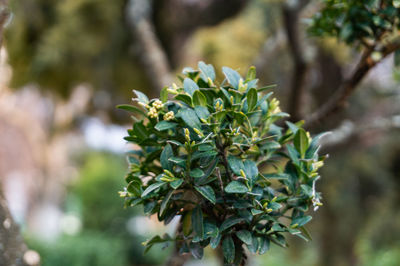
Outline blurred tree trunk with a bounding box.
[0,188,29,266]
[0,2,31,265]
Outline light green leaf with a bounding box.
[294,128,309,158]
[132,90,149,104]
[183,78,199,96]
[222,66,241,89]
[193,90,207,106]
[198,61,216,82]
[246,66,256,81]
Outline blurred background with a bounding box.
[0,0,399,265]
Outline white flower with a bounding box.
[147,107,158,118]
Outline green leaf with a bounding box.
[179,108,202,128]
[222,236,235,264]
[198,61,216,82]
[258,237,270,255]
[210,233,222,249]
[220,217,245,231]
[247,88,258,112]
[116,104,146,116]
[194,106,210,120]
[175,94,193,107]
[225,181,249,194]
[160,87,168,103]
[155,121,177,131]
[189,242,204,259]
[133,123,148,140]
[183,78,199,96]
[291,215,312,228]
[170,179,184,189]
[160,190,173,216]
[227,155,244,176]
[235,230,252,245]
[142,182,165,197]
[294,128,309,158]
[192,206,204,238]
[133,90,149,104]
[190,168,205,178]
[195,185,216,204]
[193,90,207,106]
[222,66,241,89]
[261,173,290,180]
[246,66,256,81]
[183,211,192,236]
[160,144,173,171]
[243,160,258,181]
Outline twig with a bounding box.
[305,37,400,128]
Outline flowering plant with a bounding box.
[118,62,326,265]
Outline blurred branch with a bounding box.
[321,115,400,151]
[126,0,172,94]
[306,37,400,128]
[283,0,310,121]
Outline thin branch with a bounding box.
[305,38,400,128]
[283,0,310,121]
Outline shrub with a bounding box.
[118,62,326,265]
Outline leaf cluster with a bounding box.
[119,62,326,264]
[309,0,400,46]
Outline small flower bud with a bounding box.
[163,111,175,121]
[193,128,204,138]
[184,128,191,142]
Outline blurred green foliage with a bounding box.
[6,0,147,96]
[309,0,400,45]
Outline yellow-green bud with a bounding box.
[240,169,246,179]
[193,128,204,138]
[184,128,190,142]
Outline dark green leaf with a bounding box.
[222,236,235,264]
[195,185,216,204]
[225,181,249,194]
[235,230,252,245]
[155,121,177,131]
[194,106,210,120]
[227,155,244,176]
[247,88,258,112]
[189,242,204,259]
[190,168,205,178]
[142,182,165,197]
[160,144,173,171]
[291,215,312,228]
[116,104,146,116]
[160,190,173,216]
[170,179,184,189]
[133,123,147,140]
[220,217,245,231]
[192,206,204,238]
[179,108,202,128]
[243,160,258,181]
[210,233,222,249]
